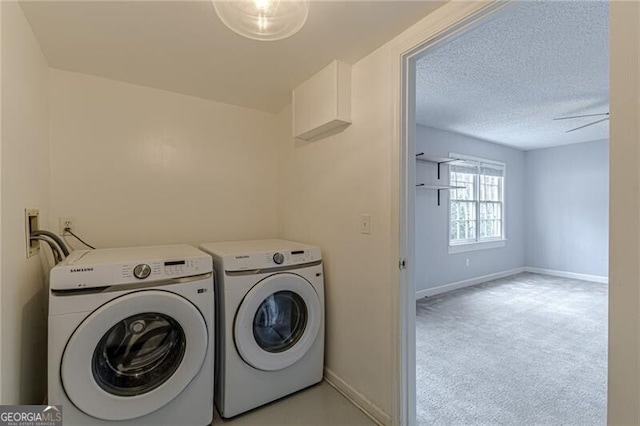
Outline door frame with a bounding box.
[393,2,515,424]
[394,1,640,425]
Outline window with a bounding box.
[449,155,505,251]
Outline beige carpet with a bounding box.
[416,272,607,425]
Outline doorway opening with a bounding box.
[402,2,609,424]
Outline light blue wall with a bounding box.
[415,127,610,294]
[524,139,609,277]
[415,126,526,292]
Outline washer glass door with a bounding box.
[235,273,322,371]
[61,290,208,421]
[92,312,186,396]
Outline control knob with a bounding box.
[133,264,152,279]
[273,252,285,265]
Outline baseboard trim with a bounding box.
[323,368,390,426]
[416,267,526,299]
[524,267,608,284]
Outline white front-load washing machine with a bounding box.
[199,239,324,418]
[48,245,214,426]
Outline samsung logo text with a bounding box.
[70,268,94,273]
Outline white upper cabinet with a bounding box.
[292,60,352,141]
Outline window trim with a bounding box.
[448,239,506,254]
[448,152,506,253]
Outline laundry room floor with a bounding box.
[213,381,376,425]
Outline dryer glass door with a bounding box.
[235,273,322,371]
[253,291,308,353]
[61,290,208,421]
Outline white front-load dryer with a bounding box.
[199,239,324,418]
[48,245,214,426]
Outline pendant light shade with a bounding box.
[213,0,310,42]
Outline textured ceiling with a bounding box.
[21,0,444,113]
[415,1,609,150]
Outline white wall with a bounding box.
[1,1,50,404]
[49,69,279,248]
[277,43,396,423]
[525,140,609,278]
[415,126,525,293]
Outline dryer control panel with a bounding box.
[223,247,321,272]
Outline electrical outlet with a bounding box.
[465,258,470,267]
[59,217,75,234]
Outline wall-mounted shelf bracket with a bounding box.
[416,153,459,179]
[415,153,463,206]
[416,183,464,206]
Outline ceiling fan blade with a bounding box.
[566,117,610,133]
[554,112,610,121]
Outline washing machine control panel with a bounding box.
[121,258,207,281]
[54,257,210,289]
[49,246,213,290]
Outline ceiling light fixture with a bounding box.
[213,0,310,42]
